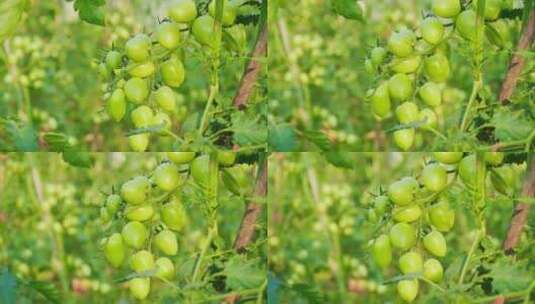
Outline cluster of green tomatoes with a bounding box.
[99,0,246,151]
[99,151,240,300]
[366,0,507,150]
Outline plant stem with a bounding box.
[458,228,482,285]
[420,277,446,293]
[471,289,530,303]
[425,126,447,140]
[191,222,217,283]
[459,79,481,132]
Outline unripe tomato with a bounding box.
[155,257,175,279]
[169,0,197,23]
[152,112,172,134]
[487,19,511,48]
[193,15,219,49]
[388,178,417,206]
[225,24,247,53]
[484,0,501,21]
[131,250,155,273]
[399,251,423,274]
[121,176,150,205]
[393,128,415,151]
[433,152,463,164]
[365,59,375,74]
[161,199,187,231]
[153,163,180,191]
[371,83,391,119]
[397,279,419,303]
[217,151,236,166]
[122,221,148,249]
[423,258,444,282]
[484,152,504,166]
[374,195,390,217]
[391,55,422,74]
[368,209,378,223]
[418,108,438,129]
[388,74,413,102]
[389,222,416,250]
[154,86,176,112]
[370,47,387,65]
[424,54,450,82]
[458,154,476,190]
[125,204,154,221]
[222,165,254,196]
[154,230,178,255]
[156,22,181,49]
[105,50,122,70]
[421,163,447,192]
[105,233,125,267]
[393,205,422,222]
[128,133,149,152]
[423,230,447,257]
[125,34,151,62]
[428,201,455,232]
[419,82,442,107]
[106,194,122,215]
[191,155,210,187]
[387,30,416,58]
[208,0,237,26]
[128,61,155,78]
[456,10,480,41]
[421,17,444,45]
[130,278,150,300]
[107,89,126,122]
[414,40,434,55]
[98,63,110,79]
[396,102,419,124]
[125,77,149,104]
[432,0,461,18]
[167,152,196,164]
[131,106,154,128]
[161,56,185,88]
[491,165,516,196]
[372,234,392,269]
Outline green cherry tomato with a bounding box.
[122,221,148,249]
[389,222,417,250]
[368,209,378,223]
[128,61,155,78]
[370,47,387,66]
[396,102,419,124]
[484,0,502,21]
[393,205,422,222]
[388,178,416,206]
[125,77,149,104]
[364,59,375,74]
[421,17,444,45]
[424,258,444,283]
[161,56,185,88]
[419,82,442,107]
[222,165,254,196]
[130,277,150,300]
[208,0,238,26]
[217,151,236,166]
[421,163,447,192]
[125,204,154,222]
[428,201,455,232]
[432,0,461,18]
[391,55,422,74]
[155,257,175,279]
[433,152,463,164]
[131,250,155,273]
[153,163,180,191]
[98,62,110,79]
[393,128,415,151]
[125,34,151,62]
[131,105,154,128]
[154,86,176,112]
[371,83,391,119]
[128,133,149,152]
[372,234,392,269]
[423,230,447,257]
[225,24,247,53]
[193,15,219,49]
[414,39,435,55]
[424,54,450,82]
[484,152,504,166]
[458,154,476,190]
[388,73,413,102]
[397,279,419,303]
[418,108,438,129]
[399,251,423,274]
[491,165,516,196]
[152,112,172,134]
[154,230,178,255]
[107,89,126,122]
[156,22,181,49]
[106,194,122,215]
[105,233,125,267]
[167,152,196,164]
[105,50,122,70]
[387,29,416,58]
[161,199,188,231]
[191,155,210,187]
[456,10,480,41]
[121,176,150,205]
[169,0,197,23]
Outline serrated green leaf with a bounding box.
[331,0,364,21]
[230,111,267,146]
[269,124,298,151]
[43,132,69,152]
[324,152,354,169]
[303,130,332,151]
[491,108,533,142]
[224,255,265,290]
[488,256,532,293]
[62,149,94,168]
[73,0,105,26]
[3,120,39,151]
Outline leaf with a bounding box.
[485,23,504,48]
[224,255,265,290]
[491,108,533,142]
[330,0,364,21]
[324,152,354,169]
[73,0,105,26]
[488,256,532,293]
[0,268,17,304]
[22,280,61,304]
[62,149,94,168]
[268,124,298,151]
[285,283,325,304]
[43,132,70,151]
[230,111,267,146]
[2,119,39,151]
[303,130,332,151]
